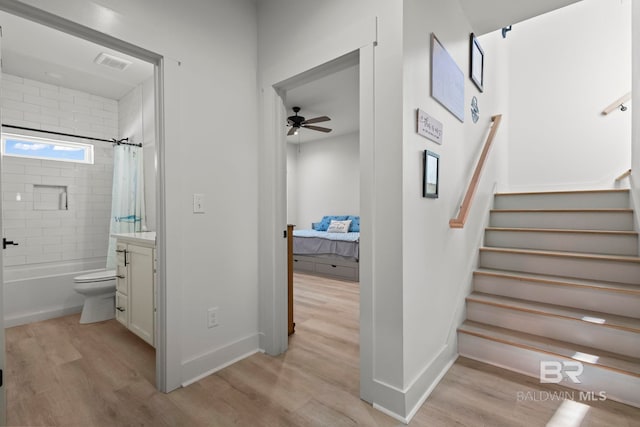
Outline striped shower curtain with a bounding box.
[106,144,146,269]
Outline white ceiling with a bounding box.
[285,64,359,144]
[0,11,153,100]
[459,0,582,35]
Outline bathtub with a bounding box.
[3,259,107,327]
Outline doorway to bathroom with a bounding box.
[0,4,168,420]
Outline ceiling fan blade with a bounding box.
[302,116,330,125]
[303,125,332,133]
[287,126,297,136]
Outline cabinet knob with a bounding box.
[117,275,125,279]
[116,306,126,312]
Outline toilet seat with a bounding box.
[74,269,116,283]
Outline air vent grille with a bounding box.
[94,52,132,71]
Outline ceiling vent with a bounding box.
[93,52,132,71]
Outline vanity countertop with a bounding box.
[112,231,156,246]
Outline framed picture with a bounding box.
[470,33,484,92]
[423,150,440,198]
[431,34,464,122]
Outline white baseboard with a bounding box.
[371,345,457,423]
[373,402,410,424]
[4,304,83,328]
[181,333,260,387]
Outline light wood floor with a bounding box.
[6,273,640,426]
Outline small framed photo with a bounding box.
[470,33,484,92]
[423,150,440,199]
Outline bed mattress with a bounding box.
[293,230,359,260]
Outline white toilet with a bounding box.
[73,270,117,324]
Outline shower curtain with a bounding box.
[106,144,146,269]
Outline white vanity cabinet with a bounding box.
[114,232,156,347]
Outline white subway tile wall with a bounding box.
[1,74,117,268]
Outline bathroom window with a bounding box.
[1,133,94,164]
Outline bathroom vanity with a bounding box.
[113,232,156,347]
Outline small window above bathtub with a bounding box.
[1,133,94,164]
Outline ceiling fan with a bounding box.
[287,106,332,136]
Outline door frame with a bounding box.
[258,18,377,402]
[0,0,179,393]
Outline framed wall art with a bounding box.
[431,34,464,122]
[423,150,440,199]
[416,109,443,144]
[470,33,484,92]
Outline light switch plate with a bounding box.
[193,193,205,213]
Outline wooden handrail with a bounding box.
[602,92,631,115]
[615,169,632,181]
[450,114,502,229]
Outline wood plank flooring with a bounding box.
[6,272,640,426]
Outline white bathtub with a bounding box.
[3,259,106,327]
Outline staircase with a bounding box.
[458,189,640,407]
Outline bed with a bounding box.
[292,215,360,281]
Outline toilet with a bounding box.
[73,270,117,324]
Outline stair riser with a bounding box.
[490,211,635,231]
[480,251,640,285]
[473,274,640,318]
[458,333,640,408]
[494,192,629,210]
[485,230,638,256]
[466,301,639,357]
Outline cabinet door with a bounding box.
[128,244,155,347]
[115,292,128,327]
[115,242,128,294]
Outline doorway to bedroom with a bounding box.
[285,60,361,393]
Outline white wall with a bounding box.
[1,73,116,269]
[401,0,509,417]
[506,0,632,191]
[10,0,259,390]
[287,132,360,229]
[118,76,156,231]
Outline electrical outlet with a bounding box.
[207,307,219,328]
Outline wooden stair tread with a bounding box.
[459,320,640,377]
[486,227,638,236]
[467,292,640,332]
[480,247,640,263]
[495,189,629,196]
[491,208,633,213]
[474,268,640,295]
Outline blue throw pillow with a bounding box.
[347,215,360,232]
